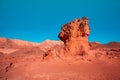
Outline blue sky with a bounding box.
[0,0,120,43]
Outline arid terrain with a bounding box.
[0,17,120,80]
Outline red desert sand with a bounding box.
[0,17,120,80]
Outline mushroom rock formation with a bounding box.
[58,17,90,55]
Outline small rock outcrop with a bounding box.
[58,17,90,55]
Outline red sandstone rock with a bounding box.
[58,17,90,55]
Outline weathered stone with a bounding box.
[58,17,90,55]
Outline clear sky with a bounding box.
[0,0,120,43]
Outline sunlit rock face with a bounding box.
[58,17,90,55]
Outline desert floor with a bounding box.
[0,55,120,80]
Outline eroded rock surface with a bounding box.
[58,17,90,55]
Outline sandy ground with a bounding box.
[0,55,120,80]
[0,48,19,54]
